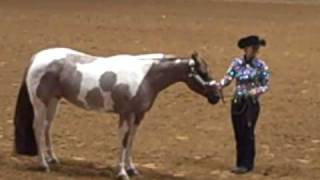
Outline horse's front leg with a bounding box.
[117,113,135,180]
[125,113,144,176]
[125,124,138,176]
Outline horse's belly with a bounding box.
[59,71,116,112]
[76,85,115,112]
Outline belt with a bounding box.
[232,95,258,104]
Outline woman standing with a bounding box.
[215,35,270,174]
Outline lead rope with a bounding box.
[232,98,249,116]
[232,97,256,127]
[219,89,225,104]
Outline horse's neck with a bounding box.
[148,59,189,93]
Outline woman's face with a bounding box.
[244,45,260,59]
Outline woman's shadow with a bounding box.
[21,158,186,180]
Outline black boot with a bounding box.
[231,166,252,174]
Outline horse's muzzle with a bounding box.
[207,93,220,105]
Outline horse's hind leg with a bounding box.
[45,98,59,164]
[33,100,50,172]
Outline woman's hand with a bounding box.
[207,80,225,104]
[208,80,222,90]
[249,89,261,96]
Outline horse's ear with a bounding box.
[191,51,200,67]
[191,51,199,60]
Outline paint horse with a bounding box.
[14,48,220,180]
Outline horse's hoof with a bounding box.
[126,168,140,177]
[45,168,51,173]
[39,165,51,173]
[48,158,60,165]
[117,174,130,180]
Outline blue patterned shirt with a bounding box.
[219,57,270,98]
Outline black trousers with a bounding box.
[231,97,260,170]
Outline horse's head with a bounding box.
[184,51,220,105]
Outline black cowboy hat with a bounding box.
[237,35,266,49]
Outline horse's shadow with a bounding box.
[21,159,186,180]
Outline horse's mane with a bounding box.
[135,53,180,61]
[161,56,189,62]
[134,54,186,61]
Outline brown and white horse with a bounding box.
[14,48,220,180]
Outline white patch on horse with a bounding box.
[174,59,182,64]
[188,59,195,67]
[134,53,165,60]
[76,56,155,111]
[26,48,85,104]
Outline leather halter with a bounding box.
[187,59,209,87]
[187,59,225,103]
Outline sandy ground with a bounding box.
[0,0,319,180]
[216,0,320,4]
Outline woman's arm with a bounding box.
[218,59,237,88]
[250,61,270,96]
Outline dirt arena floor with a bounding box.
[0,0,319,179]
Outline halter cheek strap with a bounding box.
[187,59,195,78]
[192,74,208,86]
[187,59,208,87]
[187,59,225,103]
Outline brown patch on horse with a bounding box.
[59,60,86,108]
[36,55,97,107]
[85,88,104,109]
[122,131,130,148]
[111,84,132,113]
[127,60,189,115]
[99,71,117,92]
[36,61,63,105]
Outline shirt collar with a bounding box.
[241,56,257,67]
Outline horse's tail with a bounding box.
[14,71,38,156]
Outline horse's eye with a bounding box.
[198,71,210,81]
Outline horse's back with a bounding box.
[32,48,84,62]
[28,48,84,73]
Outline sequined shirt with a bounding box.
[219,57,270,98]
